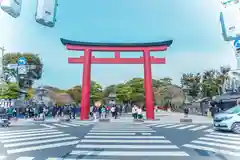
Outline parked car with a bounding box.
[213,106,240,134]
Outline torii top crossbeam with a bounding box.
[60,38,173,64]
[60,38,173,51]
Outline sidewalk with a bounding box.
[120,111,213,124]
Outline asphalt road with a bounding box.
[0,120,239,160]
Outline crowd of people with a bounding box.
[90,104,124,120]
[0,104,78,121]
[0,101,146,122]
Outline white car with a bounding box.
[213,106,240,134]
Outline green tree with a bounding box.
[67,85,81,104]
[90,81,103,102]
[215,66,231,94]
[115,83,132,103]
[201,69,219,97]
[103,85,117,97]
[126,78,145,94]
[0,83,20,99]
[181,73,201,99]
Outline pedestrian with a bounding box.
[100,106,106,119]
[114,105,118,119]
[184,106,189,117]
[132,105,138,119]
[209,102,219,118]
[111,105,116,117]
[92,106,98,120]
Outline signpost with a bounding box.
[232,39,240,69]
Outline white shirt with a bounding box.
[132,107,137,113]
[137,108,142,114]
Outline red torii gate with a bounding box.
[60,38,173,120]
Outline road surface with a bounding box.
[0,120,239,160]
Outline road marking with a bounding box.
[71,122,94,125]
[16,157,34,160]
[198,137,240,145]
[141,133,151,135]
[40,124,56,128]
[87,132,136,135]
[0,128,52,134]
[90,130,155,132]
[70,150,189,156]
[0,129,56,136]
[145,124,158,127]
[80,139,171,143]
[177,125,196,129]
[191,140,240,149]
[210,132,240,137]
[164,124,185,128]
[189,125,209,131]
[204,129,213,132]
[7,140,80,154]
[52,123,69,127]
[4,137,78,147]
[205,134,240,140]
[84,136,165,139]
[47,158,112,160]
[183,144,240,156]
[0,156,6,160]
[76,144,179,149]
[0,131,63,139]
[61,123,80,127]
[154,124,171,127]
[92,128,150,130]
[0,134,70,143]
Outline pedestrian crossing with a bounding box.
[62,123,189,159]
[0,128,80,154]
[183,131,240,156]
[39,121,94,129]
[0,155,119,159]
[145,123,212,132]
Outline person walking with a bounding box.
[92,106,98,120]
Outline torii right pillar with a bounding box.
[143,49,154,120]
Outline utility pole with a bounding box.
[0,46,5,79]
[0,46,6,97]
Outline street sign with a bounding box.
[18,65,27,74]
[234,39,240,49]
[17,57,27,65]
[7,64,18,69]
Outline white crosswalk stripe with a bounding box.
[0,128,79,154]
[63,123,189,159]
[39,121,94,129]
[183,131,240,156]
[0,156,113,160]
[146,123,212,132]
[0,156,6,160]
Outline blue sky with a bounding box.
[0,0,237,89]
